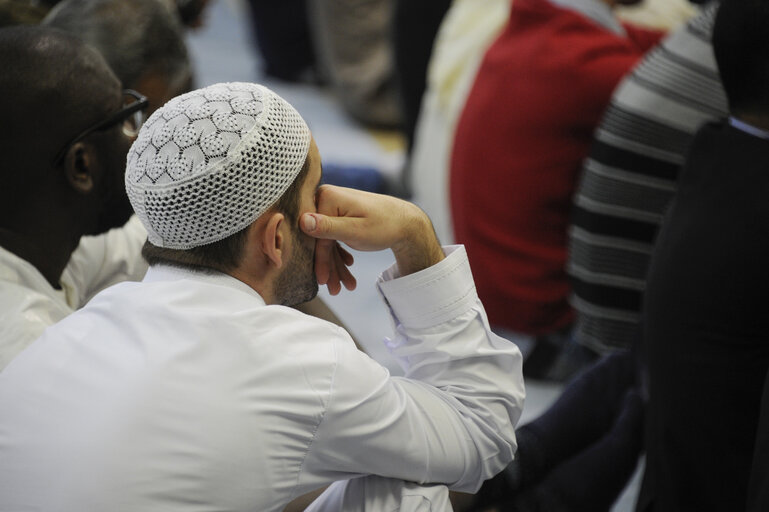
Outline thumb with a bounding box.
[301,212,351,240]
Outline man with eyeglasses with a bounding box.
[0,26,150,370]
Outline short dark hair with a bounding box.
[713,0,769,117]
[141,156,311,273]
[0,25,119,219]
[44,0,190,94]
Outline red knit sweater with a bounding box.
[450,0,662,336]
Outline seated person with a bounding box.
[45,0,357,335]
[449,0,663,381]
[568,0,726,354]
[468,350,643,512]
[0,81,525,511]
[44,0,193,116]
[1,1,192,371]
[0,26,149,370]
[639,0,769,508]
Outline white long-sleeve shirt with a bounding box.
[0,245,524,512]
[0,216,148,370]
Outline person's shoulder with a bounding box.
[0,280,73,371]
[265,304,362,357]
[0,281,71,334]
[266,304,354,343]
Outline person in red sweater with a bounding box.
[450,0,662,380]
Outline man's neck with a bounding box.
[0,226,80,289]
[227,265,276,305]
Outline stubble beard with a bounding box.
[274,227,319,307]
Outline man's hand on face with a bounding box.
[300,185,445,294]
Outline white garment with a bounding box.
[410,0,511,244]
[0,215,148,370]
[616,0,696,31]
[0,245,524,512]
[306,475,451,512]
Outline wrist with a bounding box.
[391,208,444,276]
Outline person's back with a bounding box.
[0,82,524,511]
[0,273,356,510]
[410,0,511,245]
[450,0,661,377]
[568,1,727,354]
[641,120,769,510]
[639,1,769,508]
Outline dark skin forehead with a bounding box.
[59,47,123,139]
[0,28,122,162]
[0,27,123,218]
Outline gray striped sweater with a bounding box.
[568,2,727,352]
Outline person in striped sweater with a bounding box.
[567,0,726,354]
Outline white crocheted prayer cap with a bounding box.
[125,82,311,249]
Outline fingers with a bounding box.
[314,240,356,296]
[314,239,335,286]
[300,185,385,251]
[335,245,356,292]
[302,185,443,276]
[337,244,354,266]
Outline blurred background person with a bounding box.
[568,0,725,355]
[409,0,511,245]
[0,0,210,28]
[307,0,402,129]
[243,0,316,83]
[450,0,663,382]
[44,0,193,114]
[391,0,452,156]
[639,0,769,508]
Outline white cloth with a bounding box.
[0,245,524,512]
[126,83,311,250]
[616,0,696,31]
[0,215,148,370]
[410,0,511,245]
[306,475,451,512]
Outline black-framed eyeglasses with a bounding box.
[52,89,149,166]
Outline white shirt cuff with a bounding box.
[376,245,477,329]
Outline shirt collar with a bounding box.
[729,116,769,141]
[549,0,626,36]
[142,264,267,305]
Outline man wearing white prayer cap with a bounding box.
[0,81,525,511]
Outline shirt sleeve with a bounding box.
[61,215,149,307]
[305,475,451,512]
[298,246,525,494]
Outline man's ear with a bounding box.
[262,211,286,269]
[63,142,96,194]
